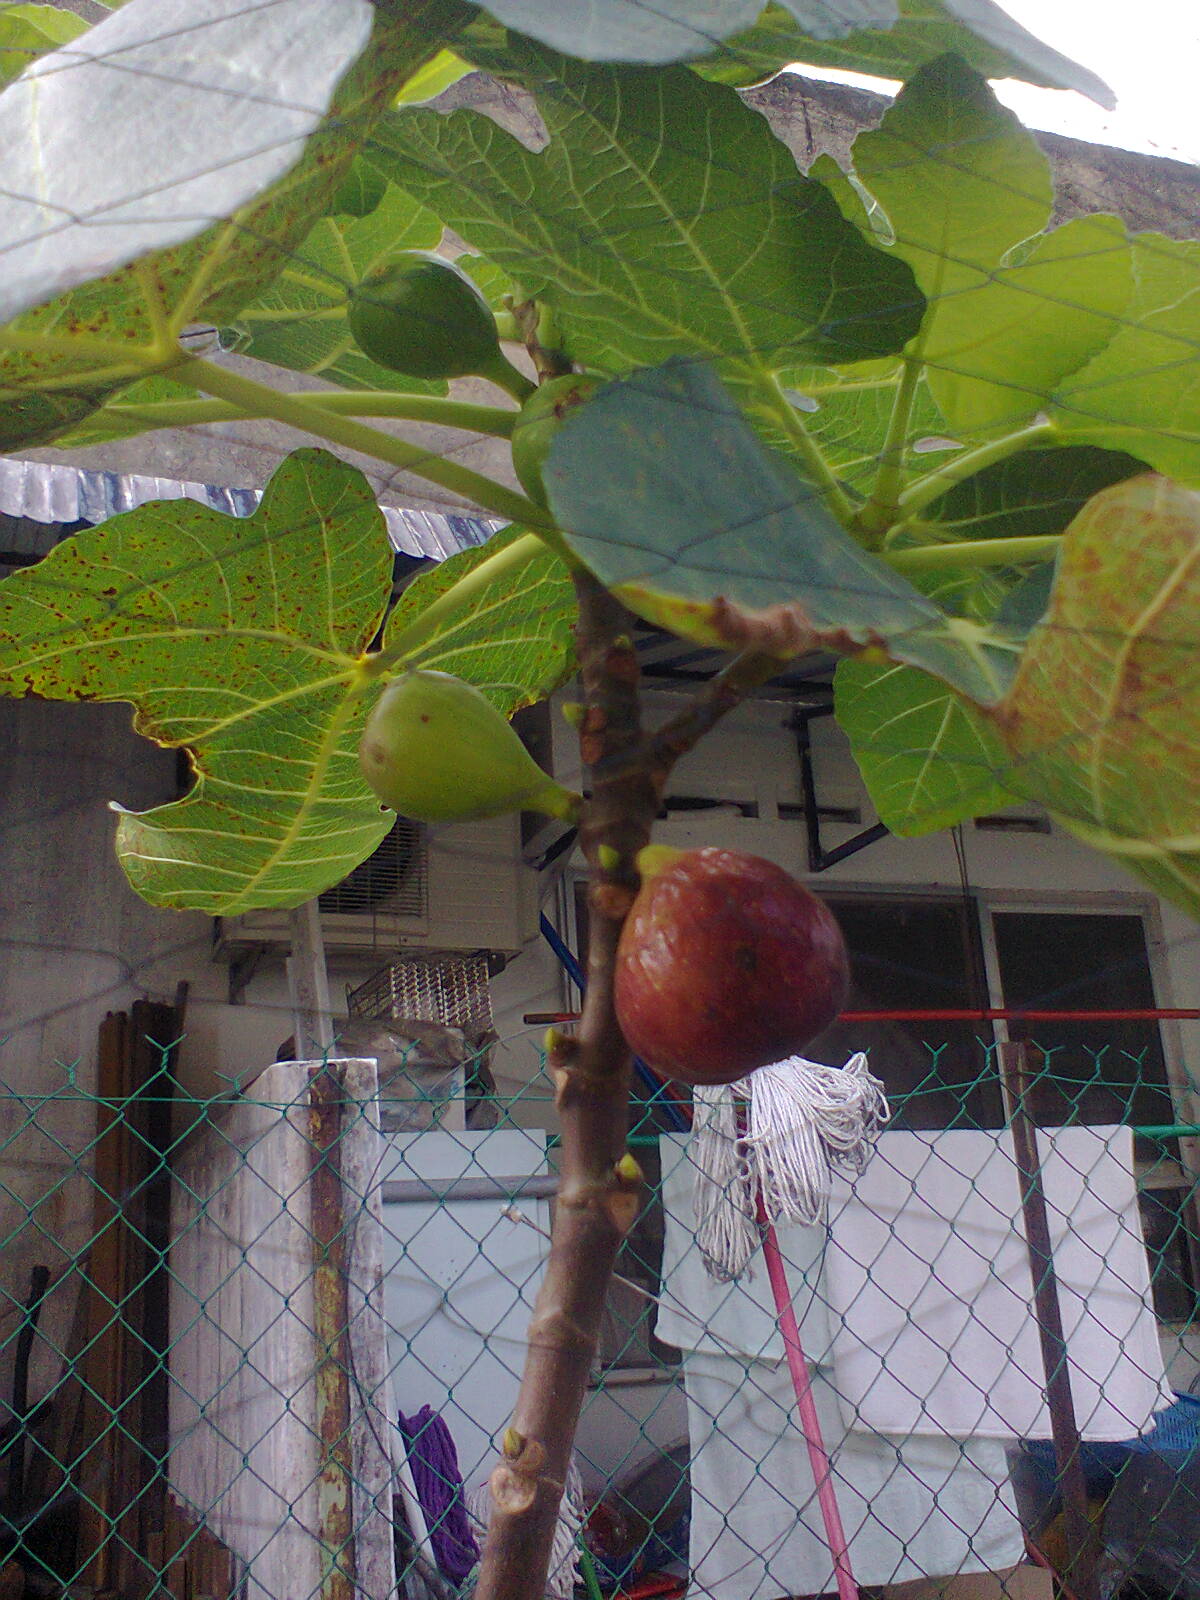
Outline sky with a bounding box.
[802,0,1200,165]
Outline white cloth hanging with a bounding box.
[657,1133,833,1361]
[681,1352,1024,1600]
[657,1138,1023,1600]
[822,1124,1174,1440]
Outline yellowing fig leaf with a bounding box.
[991,474,1200,918]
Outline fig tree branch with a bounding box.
[856,352,922,540]
[643,648,784,792]
[474,571,659,1600]
[895,419,1057,518]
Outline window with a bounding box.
[990,910,1174,1134]
[806,895,1003,1130]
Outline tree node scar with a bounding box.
[589,880,636,919]
[489,1433,549,1515]
[528,1305,594,1355]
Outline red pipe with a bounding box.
[525,1007,1200,1025]
[839,1008,1200,1022]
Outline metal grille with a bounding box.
[317,815,425,917]
[347,948,496,1033]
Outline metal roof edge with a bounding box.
[0,457,500,561]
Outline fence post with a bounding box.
[308,1062,356,1600]
[999,1040,1101,1600]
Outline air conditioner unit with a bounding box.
[213,812,538,960]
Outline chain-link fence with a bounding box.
[0,1003,1197,1600]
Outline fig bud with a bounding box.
[329,159,388,218]
[510,373,603,504]
[358,670,581,825]
[614,846,849,1086]
[348,252,520,389]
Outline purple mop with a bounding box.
[398,1405,481,1584]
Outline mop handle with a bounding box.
[756,1196,860,1600]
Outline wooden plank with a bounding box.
[340,1058,399,1600]
[76,1008,129,1592]
[168,1060,322,1600]
[121,999,182,1598]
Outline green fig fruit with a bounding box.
[347,252,530,395]
[359,670,581,825]
[329,159,388,218]
[510,373,603,504]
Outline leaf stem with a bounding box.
[856,354,921,540]
[883,534,1062,573]
[896,420,1057,518]
[105,390,519,437]
[754,375,857,526]
[178,355,548,529]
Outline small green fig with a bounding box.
[359,670,580,825]
[510,373,603,503]
[329,160,388,218]
[347,253,531,396]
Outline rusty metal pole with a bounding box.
[309,1062,356,1600]
[999,1041,1101,1600]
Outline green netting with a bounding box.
[0,1025,1196,1600]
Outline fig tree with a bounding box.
[614,846,849,1085]
[347,253,532,398]
[358,670,580,825]
[511,373,603,503]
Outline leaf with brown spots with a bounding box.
[988,473,1200,918]
[544,359,1019,704]
[0,450,575,912]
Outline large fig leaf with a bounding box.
[222,186,444,393]
[0,0,374,327]
[851,59,1129,440]
[468,0,894,66]
[0,451,576,913]
[0,0,470,451]
[545,359,1016,703]
[370,44,925,380]
[1052,234,1200,489]
[990,474,1200,919]
[920,214,1131,438]
[916,446,1149,547]
[383,529,577,705]
[836,448,1154,835]
[460,0,1112,103]
[699,0,1113,104]
[836,658,1016,833]
[0,5,89,85]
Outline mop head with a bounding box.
[464,1455,584,1599]
[692,1052,889,1281]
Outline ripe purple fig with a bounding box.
[614,845,849,1086]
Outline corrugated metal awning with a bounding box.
[0,457,499,561]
